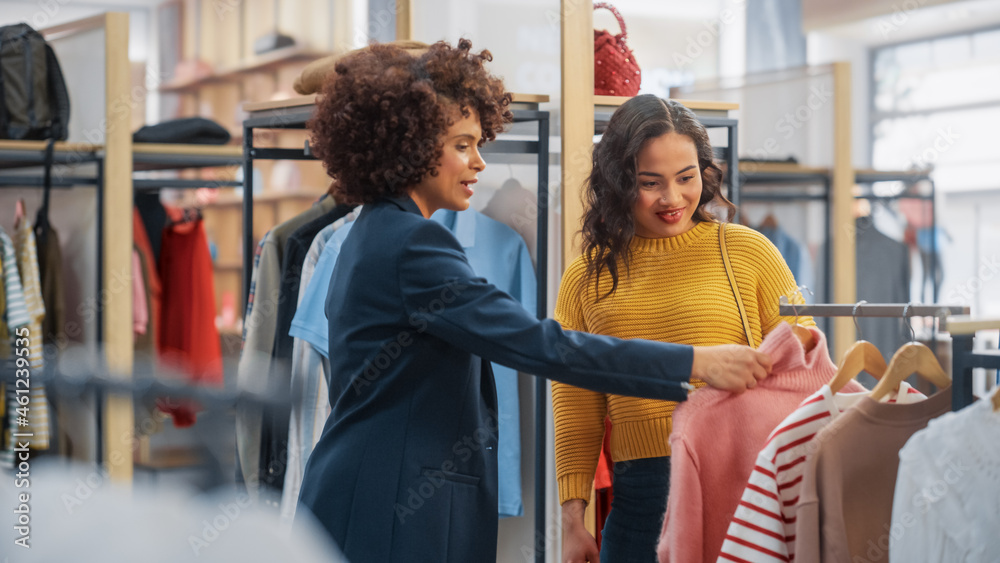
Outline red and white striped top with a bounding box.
[717,381,926,563]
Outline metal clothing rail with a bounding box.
[242,96,552,559]
[777,298,968,319]
[777,298,983,411]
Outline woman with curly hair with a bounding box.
[294,43,771,562]
[554,95,811,563]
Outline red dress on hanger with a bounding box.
[157,207,223,427]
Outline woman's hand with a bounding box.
[562,499,600,563]
[691,345,772,394]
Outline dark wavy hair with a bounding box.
[582,95,735,297]
[308,39,513,204]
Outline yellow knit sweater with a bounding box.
[552,221,814,504]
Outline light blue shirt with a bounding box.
[289,220,358,357]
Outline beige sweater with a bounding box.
[794,387,952,562]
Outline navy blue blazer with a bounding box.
[297,196,694,562]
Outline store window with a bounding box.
[871,26,1000,320]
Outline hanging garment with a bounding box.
[757,224,813,295]
[258,203,355,494]
[236,196,339,499]
[0,266,7,357]
[793,387,952,563]
[718,381,926,563]
[12,220,51,450]
[281,212,358,523]
[889,388,1000,563]
[287,213,361,358]
[34,221,63,347]
[480,178,538,264]
[134,192,168,264]
[132,250,148,336]
[432,208,535,518]
[658,323,839,563]
[856,217,911,361]
[0,227,32,467]
[133,208,161,355]
[157,215,223,427]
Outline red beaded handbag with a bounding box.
[593,2,641,97]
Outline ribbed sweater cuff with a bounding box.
[558,473,594,505]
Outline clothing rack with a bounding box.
[777,297,980,411]
[854,169,938,302]
[241,93,551,556]
[740,162,833,305]
[941,317,1000,413]
[0,139,242,471]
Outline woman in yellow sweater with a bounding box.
[555,95,811,562]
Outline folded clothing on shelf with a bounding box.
[133,117,230,145]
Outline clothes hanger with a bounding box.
[992,387,1000,412]
[759,203,778,229]
[869,303,950,402]
[829,301,887,393]
[14,199,27,229]
[789,287,817,353]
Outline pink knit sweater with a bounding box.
[656,323,864,563]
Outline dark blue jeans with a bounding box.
[599,456,671,563]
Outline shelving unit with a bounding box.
[159,45,328,93]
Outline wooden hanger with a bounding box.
[788,291,817,353]
[869,343,950,401]
[829,301,887,393]
[14,199,26,229]
[992,387,1000,412]
[830,340,886,393]
[759,212,779,229]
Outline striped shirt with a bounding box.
[1,225,43,467]
[717,382,926,563]
[13,220,51,449]
[241,238,267,345]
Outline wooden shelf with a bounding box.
[159,45,330,93]
[243,92,551,113]
[943,316,1000,335]
[594,95,739,112]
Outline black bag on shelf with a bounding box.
[0,23,71,140]
[133,117,231,145]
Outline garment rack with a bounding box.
[941,316,1000,413]
[777,297,979,411]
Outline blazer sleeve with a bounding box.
[398,220,693,402]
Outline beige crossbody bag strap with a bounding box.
[719,222,756,348]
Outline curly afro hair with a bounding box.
[308,39,513,204]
